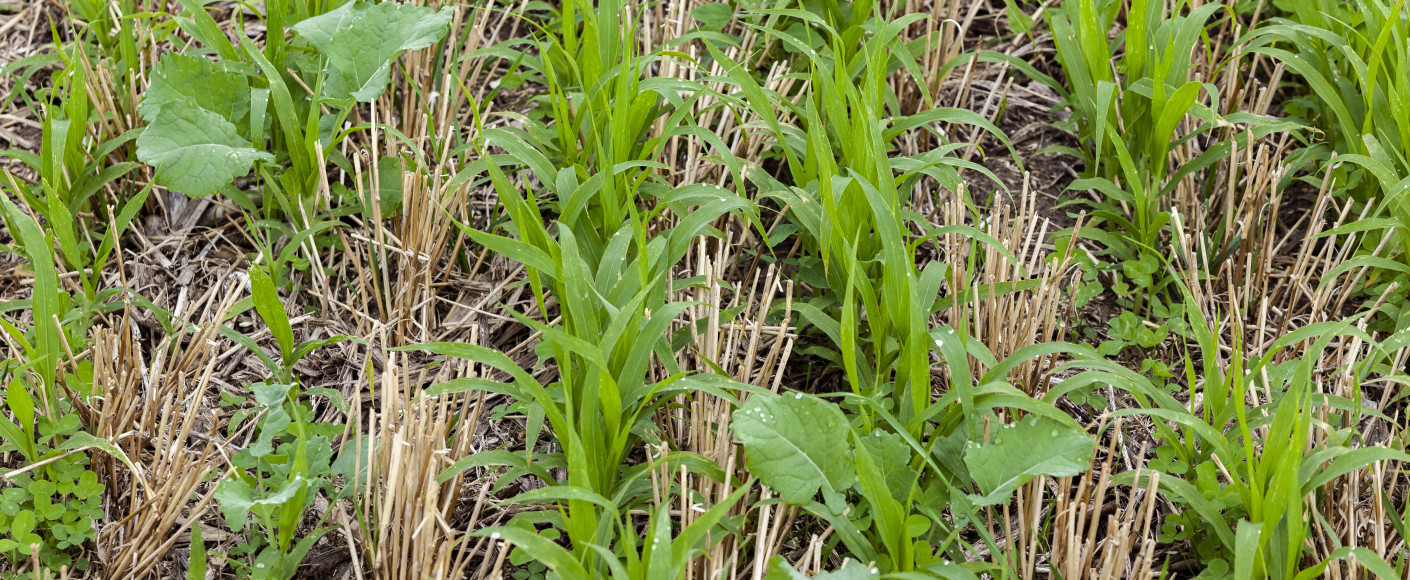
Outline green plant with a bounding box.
[408,5,791,574]
[682,8,1117,575]
[763,558,883,579]
[212,265,348,578]
[1055,278,1410,578]
[138,0,450,198]
[1246,0,1409,205]
[1040,0,1309,325]
[420,160,756,574]
[460,0,755,262]
[705,3,1015,432]
[1244,0,1410,327]
[0,405,104,574]
[470,486,751,580]
[1,38,152,347]
[0,202,124,573]
[1047,0,1228,250]
[731,376,1099,577]
[133,0,452,287]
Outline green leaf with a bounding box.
[963,415,1094,505]
[248,266,294,368]
[139,54,250,124]
[1004,0,1034,34]
[1234,519,1261,580]
[250,382,292,409]
[174,0,241,61]
[214,475,306,531]
[471,527,590,580]
[0,196,60,412]
[692,2,734,29]
[732,392,855,504]
[136,99,273,197]
[60,431,142,479]
[11,510,34,541]
[293,1,454,102]
[248,403,291,458]
[187,524,205,580]
[6,380,34,430]
[26,479,54,500]
[856,429,917,504]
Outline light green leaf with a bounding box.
[692,2,734,29]
[1235,519,1262,580]
[0,197,60,410]
[248,266,294,366]
[188,523,206,580]
[732,392,855,504]
[471,526,590,580]
[60,431,142,479]
[136,99,273,197]
[139,53,250,124]
[856,429,917,504]
[214,475,306,531]
[250,382,292,408]
[11,510,34,541]
[248,404,291,458]
[963,415,1094,505]
[6,381,33,429]
[293,1,454,102]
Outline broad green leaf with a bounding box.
[11,510,35,542]
[856,429,917,504]
[250,382,292,408]
[248,404,291,458]
[293,1,454,102]
[963,415,1094,505]
[732,392,855,504]
[692,2,734,29]
[136,99,273,197]
[139,54,250,124]
[214,474,306,530]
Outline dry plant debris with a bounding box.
[0,0,1408,578]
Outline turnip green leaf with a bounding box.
[963,415,1094,506]
[732,392,855,504]
[293,1,454,103]
[136,99,273,197]
[139,54,250,125]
